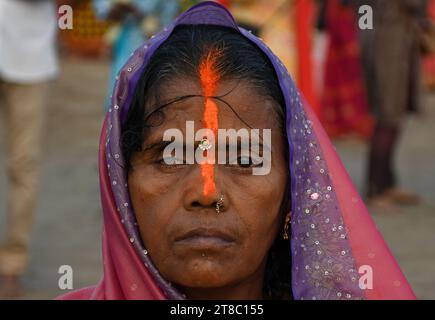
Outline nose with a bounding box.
[182,166,226,213]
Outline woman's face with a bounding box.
[128,78,289,296]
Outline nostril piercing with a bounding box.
[216,193,224,214]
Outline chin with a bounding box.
[167,258,235,288]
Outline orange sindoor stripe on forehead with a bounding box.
[199,50,221,198]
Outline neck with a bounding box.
[181,261,266,300]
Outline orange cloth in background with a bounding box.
[59,0,111,57]
[221,0,318,113]
[295,0,318,114]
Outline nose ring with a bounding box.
[216,193,224,214]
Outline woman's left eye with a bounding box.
[234,156,262,168]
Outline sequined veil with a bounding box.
[58,2,415,300]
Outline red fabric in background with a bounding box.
[320,0,373,139]
[423,0,435,88]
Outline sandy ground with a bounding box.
[0,57,434,299]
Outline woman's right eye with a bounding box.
[159,156,185,166]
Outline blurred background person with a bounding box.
[359,0,428,208]
[317,0,373,140]
[93,0,180,110]
[0,0,60,298]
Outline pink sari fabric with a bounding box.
[304,104,414,299]
[58,2,415,300]
[57,117,167,299]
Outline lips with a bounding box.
[174,227,236,248]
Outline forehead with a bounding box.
[145,78,281,138]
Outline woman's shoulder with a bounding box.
[55,286,97,300]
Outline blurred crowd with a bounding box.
[0,0,434,299]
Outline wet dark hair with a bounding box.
[121,25,292,300]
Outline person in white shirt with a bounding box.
[0,0,58,298]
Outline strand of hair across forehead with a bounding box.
[199,48,221,198]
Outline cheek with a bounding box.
[128,168,179,257]
[228,172,287,264]
[237,152,288,254]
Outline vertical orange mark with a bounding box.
[199,50,221,198]
[201,164,215,197]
